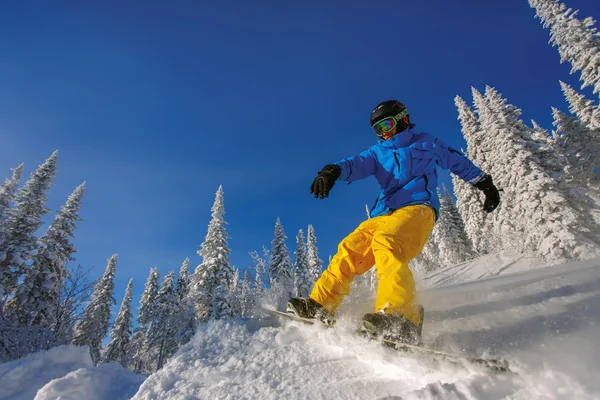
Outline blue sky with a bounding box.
[1,0,599,306]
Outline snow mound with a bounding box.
[132,318,494,400]
[133,258,600,400]
[0,345,93,400]
[34,361,143,400]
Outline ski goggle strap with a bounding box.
[371,109,409,137]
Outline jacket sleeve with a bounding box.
[333,147,377,182]
[434,138,486,185]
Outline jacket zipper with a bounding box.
[423,175,432,200]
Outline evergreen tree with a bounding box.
[433,186,476,266]
[454,95,494,253]
[189,186,233,320]
[414,233,441,275]
[175,258,190,303]
[252,255,266,299]
[138,268,160,329]
[211,282,233,320]
[72,254,117,364]
[147,271,179,371]
[102,278,133,367]
[0,164,24,241]
[0,164,23,300]
[130,268,159,373]
[471,87,521,253]
[559,82,600,181]
[560,81,600,129]
[229,267,242,317]
[529,0,600,96]
[240,270,253,317]
[293,229,312,297]
[0,152,58,297]
[268,218,293,309]
[175,258,196,347]
[476,86,600,260]
[306,225,323,284]
[7,183,86,328]
[552,107,599,188]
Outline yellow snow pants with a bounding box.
[310,204,435,326]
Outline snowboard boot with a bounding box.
[359,304,424,346]
[286,297,335,326]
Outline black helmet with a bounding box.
[370,100,410,133]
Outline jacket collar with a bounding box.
[377,125,416,149]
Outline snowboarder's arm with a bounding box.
[333,148,377,182]
[434,138,500,213]
[434,138,486,185]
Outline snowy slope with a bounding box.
[4,256,600,399]
[133,257,600,400]
[0,345,142,400]
[417,251,546,288]
[0,345,93,400]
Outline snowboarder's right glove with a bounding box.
[310,164,341,199]
[474,175,501,213]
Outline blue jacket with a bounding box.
[333,126,486,219]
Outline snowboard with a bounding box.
[262,307,510,373]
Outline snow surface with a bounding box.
[3,254,600,399]
[0,345,93,400]
[0,344,143,400]
[34,361,143,400]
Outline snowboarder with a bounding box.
[287,100,500,345]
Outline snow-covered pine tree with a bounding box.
[293,229,312,298]
[7,183,86,328]
[229,267,242,317]
[0,164,24,247]
[0,164,24,301]
[210,282,233,320]
[129,267,159,373]
[306,225,323,284]
[471,87,522,253]
[480,86,600,260]
[453,95,493,253]
[102,278,133,367]
[559,82,600,183]
[552,107,599,188]
[0,152,57,297]
[529,0,600,96]
[174,258,195,347]
[72,254,117,364]
[268,218,293,310]
[175,258,190,303]
[560,81,600,130]
[240,270,253,317]
[253,264,265,295]
[189,186,233,320]
[413,232,441,276]
[433,186,476,266]
[146,271,179,371]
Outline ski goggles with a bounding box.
[371,109,409,137]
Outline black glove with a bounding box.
[309,164,341,199]
[474,175,501,213]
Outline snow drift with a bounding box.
[3,256,600,399]
[133,258,600,399]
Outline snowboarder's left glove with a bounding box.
[474,175,500,213]
[310,164,341,199]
